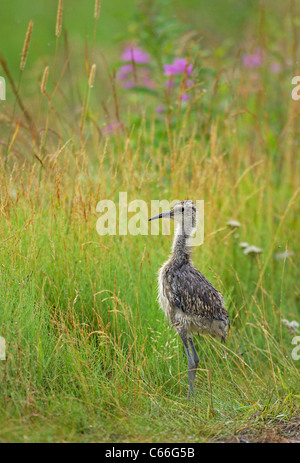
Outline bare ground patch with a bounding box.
[219,418,300,443]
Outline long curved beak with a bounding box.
[149,210,172,221]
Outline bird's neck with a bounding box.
[170,223,193,265]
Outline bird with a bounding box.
[149,200,230,395]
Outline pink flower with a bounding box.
[163,58,194,103]
[121,46,150,64]
[141,77,156,89]
[117,46,155,90]
[122,80,136,89]
[180,93,189,101]
[156,106,164,113]
[165,78,174,88]
[164,58,192,76]
[117,64,134,81]
[102,121,122,136]
[242,49,263,68]
[270,61,281,73]
[163,64,176,76]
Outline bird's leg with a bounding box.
[188,337,199,373]
[178,329,198,396]
[188,337,199,396]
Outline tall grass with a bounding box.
[0,0,299,443]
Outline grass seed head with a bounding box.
[94,0,101,20]
[20,20,33,71]
[56,0,63,38]
[40,66,50,94]
[89,64,96,87]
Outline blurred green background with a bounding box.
[0,0,286,75]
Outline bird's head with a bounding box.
[149,200,198,236]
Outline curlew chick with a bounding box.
[149,200,230,395]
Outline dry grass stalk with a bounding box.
[20,20,33,71]
[89,64,96,87]
[40,66,50,94]
[94,0,101,20]
[56,0,63,38]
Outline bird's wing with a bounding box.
[164,264,228,321]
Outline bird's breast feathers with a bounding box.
[157,261,229,339]
[158,264,172,320]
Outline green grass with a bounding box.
[0,0,299,443]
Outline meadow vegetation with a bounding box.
[0,0,299,442]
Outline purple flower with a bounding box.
[156,106,164,114]
[164,58,192,76]
[242,49,263,68]
[121,75,155,89]
[141,77,155,89]
[102,121,122,136]
[122,80,136,89]
[117,64,134,81]
[121,46,150,64]
[180,93,190,101]
[117,46,155,90]
[270,61,281,73]
[163,64,176,76]
[165,78,174,88]
[163,57,194,103]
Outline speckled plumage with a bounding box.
[150,200,230,395]
[159,255,229,340]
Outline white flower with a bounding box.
[239,242,249,249]
[274,251,295,260]
[226,220,241,228]
[243,245,263,255]
[9,188,17,200]
[281,319,299,334]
